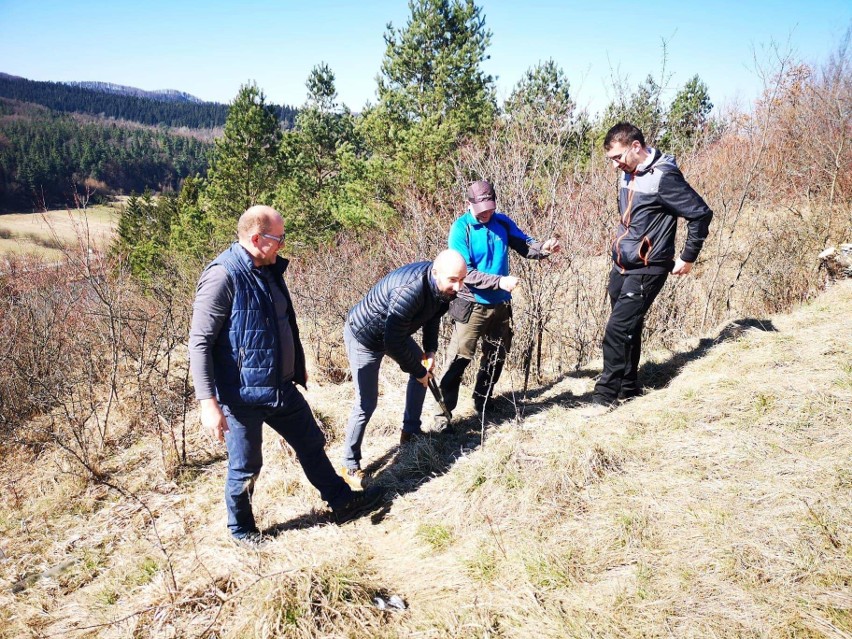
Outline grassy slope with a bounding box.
[0,281,850,638]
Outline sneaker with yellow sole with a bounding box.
[338,466,366,490]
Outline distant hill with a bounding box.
[0,97,211,210]
[0,73,298,129]
[66,81,205,104]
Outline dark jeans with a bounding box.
[222,382,352,538]
[593,269,668,404]
[439,301,513,414]
[341,323,427,470]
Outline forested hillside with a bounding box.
[0,73,299,129]
[0,73,301,210]
[67,81,205,104]
[0,99,210,210]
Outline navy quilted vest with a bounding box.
[209,243,306,407]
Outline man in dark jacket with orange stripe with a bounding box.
[586,122,713,413]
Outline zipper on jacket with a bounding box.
[237,347,245,371]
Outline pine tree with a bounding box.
[504,60,593,173]
[275,64,388,245]
[204,82,283,232]
[359,0,496,203]
[662,75,713,155]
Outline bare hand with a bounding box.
[499,275,519,292]
[416,370,433,389]
[672,259,693,275]
[423,352,436,372]
[541,237,561,255]
[200,398,228,443]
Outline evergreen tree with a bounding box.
[503,60,593,178]
[599,75,665,146]
[276,64,391,245]
[359,0,496,203]
[662,75,713,154]
[114,192,143,255]
[169,175,217,262]
[204,82,283,236]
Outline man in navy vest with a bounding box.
[189,205,383,546]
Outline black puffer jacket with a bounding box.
[347,261,448,378]
[612,149,713,274]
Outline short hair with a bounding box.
[237,205,278,239]
[603,122,646,150]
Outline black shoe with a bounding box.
[333,486,385,523]
[618,387,644,401]
[399,430,424,445]
[231,530,269,549]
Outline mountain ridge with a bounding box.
[65,81,206,105]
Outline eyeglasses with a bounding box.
[261,232,286,245]
[606,147,631,163]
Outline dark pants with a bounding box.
[341,323,427,470]
[222,382,352,538]
[593,269,668,404]
[439,301,513,414]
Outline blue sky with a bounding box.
[1,0,849,115]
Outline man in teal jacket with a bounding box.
[438,180,560,422]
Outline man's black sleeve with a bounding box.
[384,286,428,378]
[659,168,714,263]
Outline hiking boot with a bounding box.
[333,486,385,523]
[618,387,644,402]
[231,530,270,549]
[338,465,366,490]
[399,430,424,445]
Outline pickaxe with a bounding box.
[423,357,452,423]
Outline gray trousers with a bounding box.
[341,323,427,470]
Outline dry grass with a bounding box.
[1,281,850,638]
[0,204,118,258]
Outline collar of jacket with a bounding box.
[230,242,290,276]
[631,148,663,177]
[427,268,440,298]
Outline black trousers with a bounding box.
[593,269,668,404]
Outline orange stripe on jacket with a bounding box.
[613,185,635,273]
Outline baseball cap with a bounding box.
[466,180,496,214]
